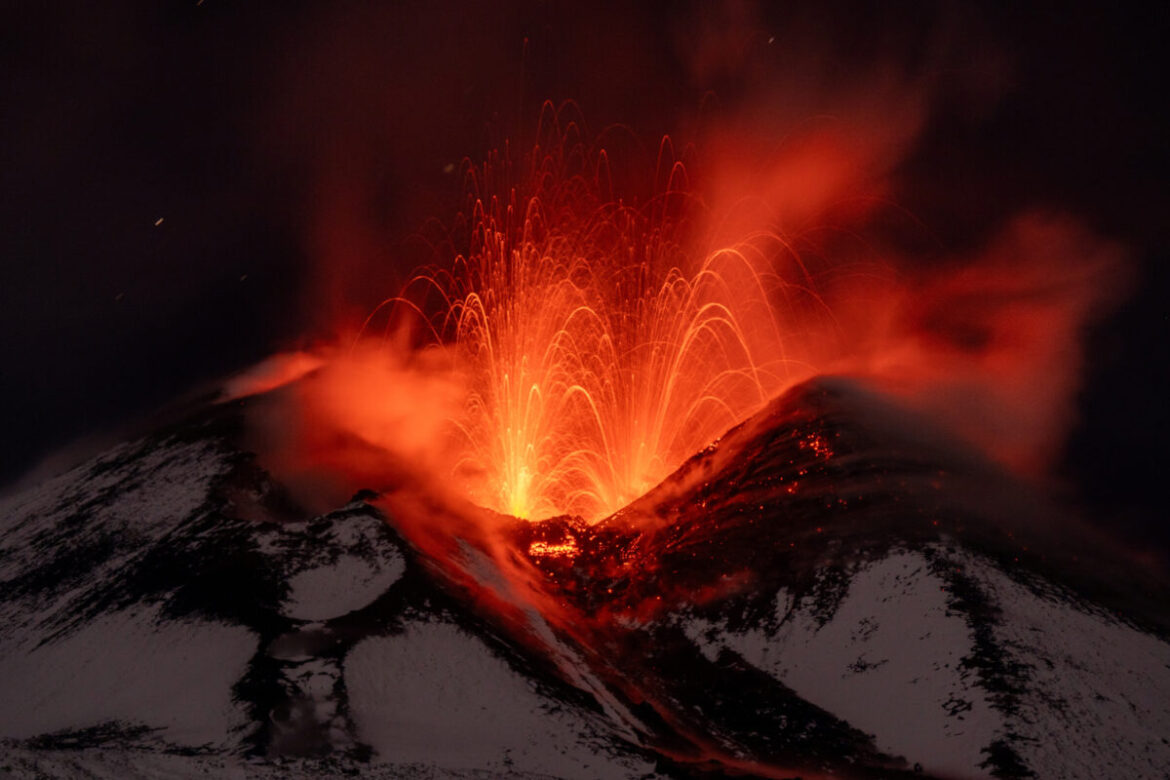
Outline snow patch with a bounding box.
[0,437,226,542]
[685,550,998,778]
[281,551,405,621]
[0,742,602,779]
[683,546,1170,779]
[0,437,229,614]
[959,553,1170,779]
[0,604,256,749]
[344,621,650,779]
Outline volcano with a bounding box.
[1,377,1168,779]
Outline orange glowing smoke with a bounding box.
[221,351,326,402]
[238,109,1126,526]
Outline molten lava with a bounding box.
[528,540,580,558]
[368,121,834,522]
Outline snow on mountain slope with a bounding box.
[684,548,997,777]
[681,545,1170,779]
[0,413,658,777]
[0,436,232,634]
[346,621,655,779]
[0,744,612,779]
[0,435,257,751]
[0,603,255,749]
[2,381,1168,779]
[274,520,407,622]
[957,551,1170,779]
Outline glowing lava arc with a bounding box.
[373,118,833,523]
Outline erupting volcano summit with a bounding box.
[2,6,1167,773]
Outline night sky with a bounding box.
[2,2,1167,554]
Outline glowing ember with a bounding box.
[799,432,834,459]
[528,540,580,558]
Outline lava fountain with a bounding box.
[236,105,1124,531]
[362,114,836,522]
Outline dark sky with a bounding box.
[1,2,1167,551]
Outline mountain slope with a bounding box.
[1,378,1168,779]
